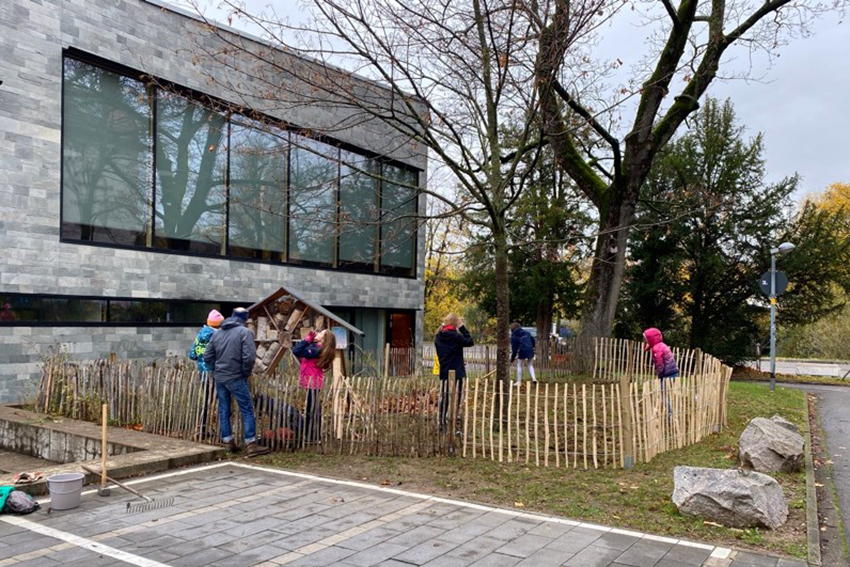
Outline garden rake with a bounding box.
[81,465,175,514]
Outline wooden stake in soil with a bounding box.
[553,383,559,468]
[543,383,550,467]
[582,383,587,469]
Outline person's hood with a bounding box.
[220,317,244,330]
[643,327,663,349]
[198,325,216,339]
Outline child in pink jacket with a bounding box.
[643,327,678,415]
[292,329,337,443]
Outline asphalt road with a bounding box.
[785,383,850,552]
[757,360,850,378]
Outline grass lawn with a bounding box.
[249,381,809,558]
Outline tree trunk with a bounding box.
[493,226,511,421]
[536,297,553,367]
[580,196,636,339]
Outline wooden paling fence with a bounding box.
[35,339,731,468]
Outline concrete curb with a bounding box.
[804,396,822,566]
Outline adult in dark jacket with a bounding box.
[203,307,269,457]
[510,323,537,385]
[434,313,474,431]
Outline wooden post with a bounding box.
[100,403,108,494]
[619,343,635,469]
[333,351,345,440]
[448,370,457,456]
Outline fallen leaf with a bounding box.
[514,502,525,508]
[380,479,391,486]
[815,483,825,487]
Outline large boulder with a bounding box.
[739,416,804,473]
[672,466,788,530]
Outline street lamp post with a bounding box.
[769,242,795,391]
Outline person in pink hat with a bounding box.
[188,309,223,438]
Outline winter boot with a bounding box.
[245,443,270,457]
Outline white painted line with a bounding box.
[0,515,174,567]
[642,533,679,544]
[677,539,714,550]
[610,528,644,537]
[710,547,732,559]
[577,522,612,533]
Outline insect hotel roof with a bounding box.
[246,286,364,376]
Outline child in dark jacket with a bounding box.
[292,329,337,443]
[187,309,223,438]
[644,327,678,415]
[434,314,474,432]
[510,322,537,385]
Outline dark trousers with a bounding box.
[438,377,464,428]
[305,389,322,442]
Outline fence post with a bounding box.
[448,369,457,456]
[333,351,345,440]
[620,343,635,469]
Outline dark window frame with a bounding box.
[60,48,421,280]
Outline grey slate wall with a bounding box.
[0,0,426,402]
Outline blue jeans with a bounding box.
[660,373,678,416]
[216,378,257,444]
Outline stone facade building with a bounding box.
[0,0,426,402]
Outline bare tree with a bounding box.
[182,0,605,392]
[530,0,847,338]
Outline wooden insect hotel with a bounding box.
[246,286,363,376]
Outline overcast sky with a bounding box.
[189,0,848,198]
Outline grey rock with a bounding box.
[672,466,788,530]
[739,417,804,473]
[770,415,800,434]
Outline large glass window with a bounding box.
[339,151,379,270]
[380,166,418,274]
[61,59,152,246]
[154,91,227,254]
[60,54,420,277]
[288,137,338,266]
[228,121,288,260]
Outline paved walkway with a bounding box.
[0,462,806,567]
[786,383,850,556]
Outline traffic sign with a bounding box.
[759,271,788,296]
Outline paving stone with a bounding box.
[344,542,411,567]
[614,539,673,567]
[286,544,357,567]
[545,527,604,553]
[0,536,61,560]
[392,538,460,565]
[171,547,234,567]
[448,536,509,563]
[526,522,575,539]
[9,557,62,567]
[420,555,474,567]
[483,519,539,542]
[775,559,807,567]
[564,544,624,567]
[730,551,779,567]
[467,552,521,567]
[386,525,447,547]
[494,534,553,558]
[659,544,713,566]
[593,532,641,551]
[336,526,405,551]
[654,560,702,567]
[513,547,574,567]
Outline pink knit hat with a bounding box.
[207,309,224,328]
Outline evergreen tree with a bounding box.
[617,99,850,364]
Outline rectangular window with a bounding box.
[228,120,288,260]
[0,295,107,324]
[154,91,227,254]
[61,58,152,246]
[339,151,379,271]
[288,136,338,266]
[380,166,418,275]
